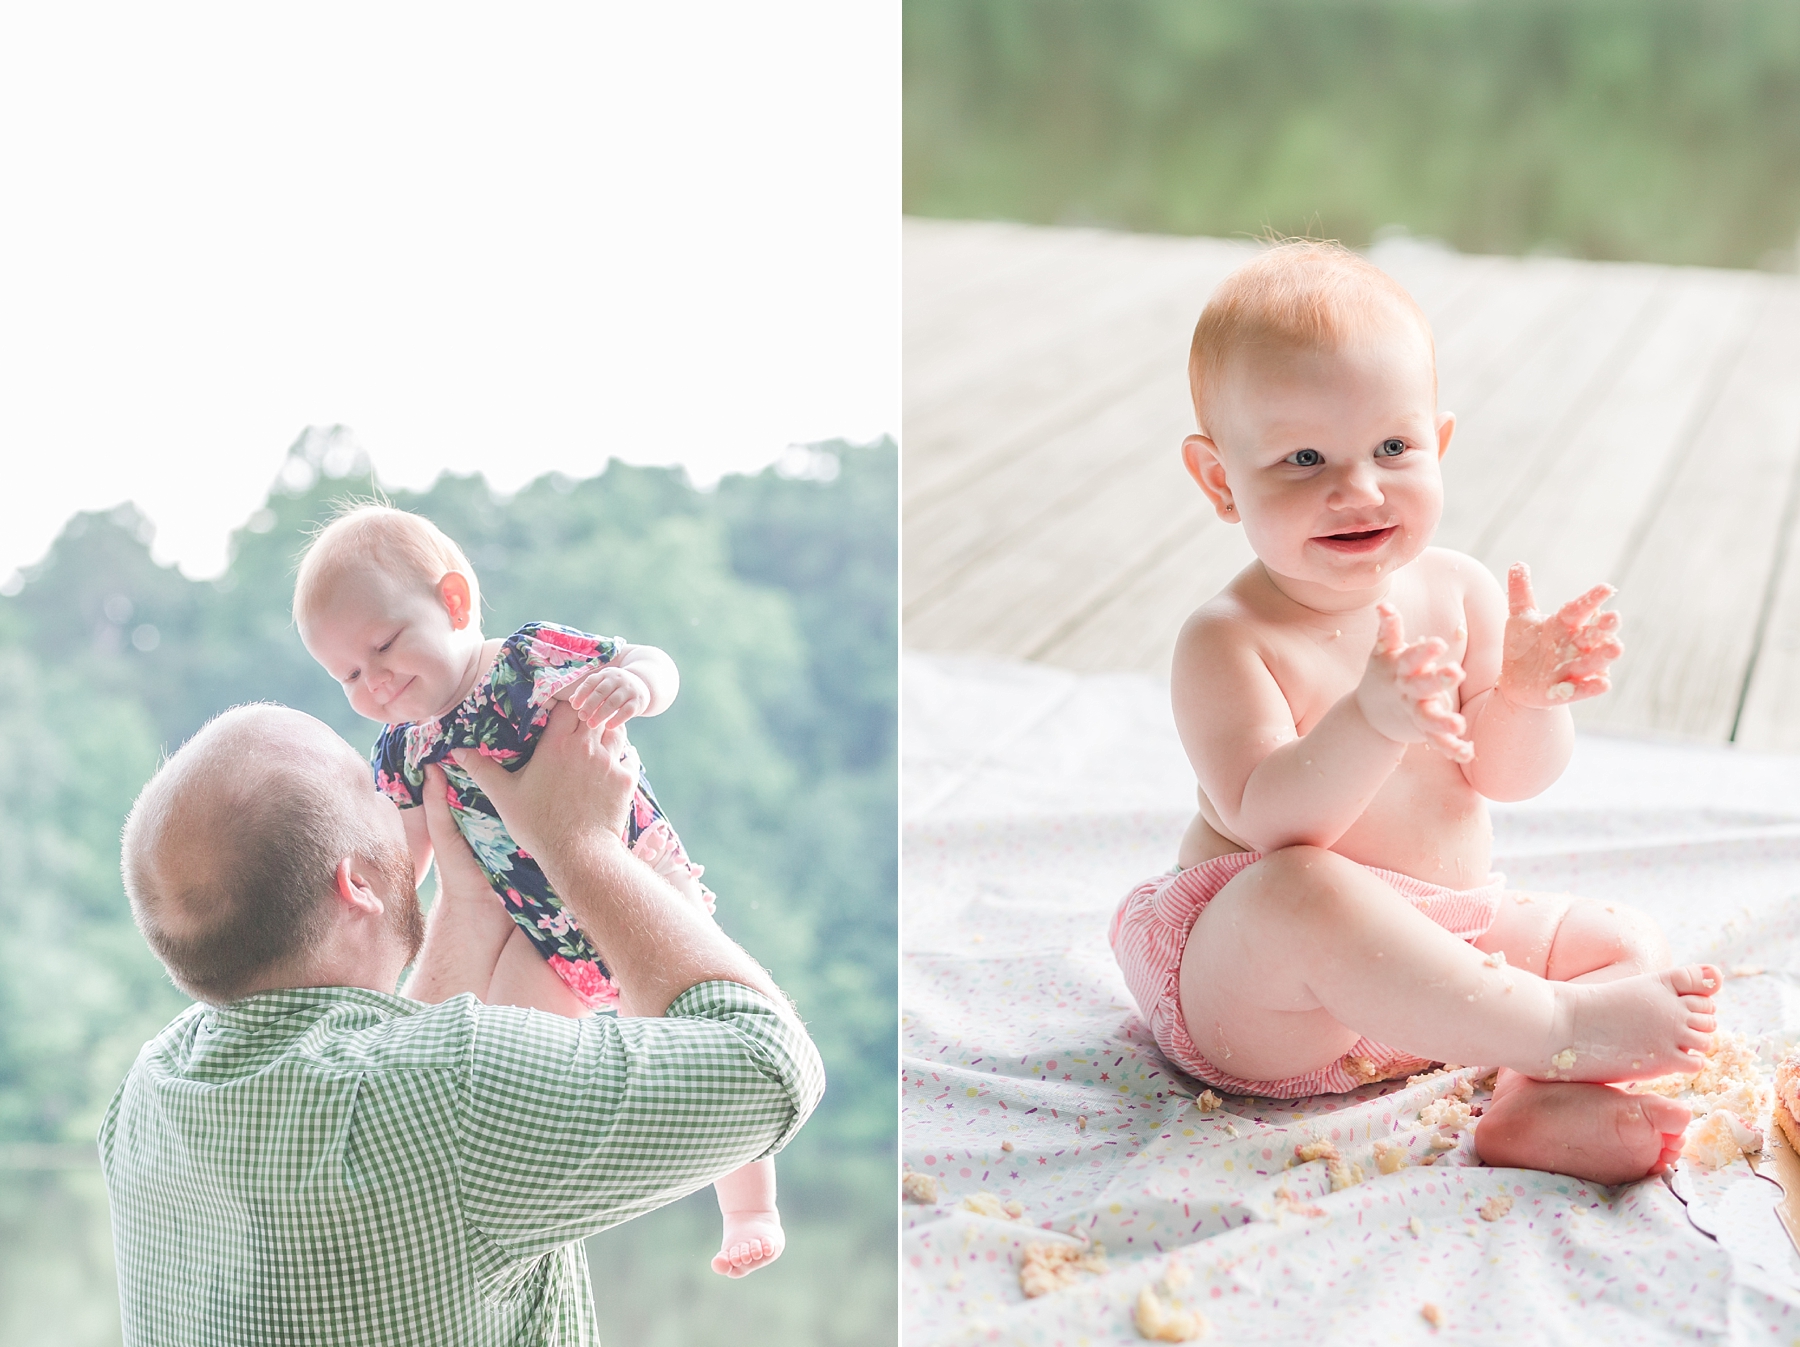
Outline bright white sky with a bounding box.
[0,4,898,580]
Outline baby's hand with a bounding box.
[1355,603,1473,763]
[559,665,651,730]
[1498,563,1622,709]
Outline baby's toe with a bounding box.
[1669,965,1723,997]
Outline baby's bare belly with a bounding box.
[1179,757,1496,890]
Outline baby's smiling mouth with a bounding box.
[1314,525,1397,553]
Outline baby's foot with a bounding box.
[1541,965,1718,1082]
[712,1209,785,1278]
[1476,1073,1692,1185]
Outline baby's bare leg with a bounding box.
[485,928,591,1017]
[711,1158,784,1278]
[1474,894,1700,1182]
[1178,848,1716,1084]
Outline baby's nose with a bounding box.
[1329,463,1384,505]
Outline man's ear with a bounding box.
[1436,410,1456,461]
[333,856,385,917]
[1181,434,1237,522]
[438,572,474,630]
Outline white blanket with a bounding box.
[902,653,1800,1345]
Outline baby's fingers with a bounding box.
[1374,602,1406,656]
[1555,582,1616,631]
[1556,648,1619,682]
[1430,730,1477,764]
[1507,563,1539,619]
[1395,636,1450,678]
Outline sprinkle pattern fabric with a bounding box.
[101,981,823,1347]
[901,653,1800,1346]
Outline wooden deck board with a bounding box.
[905,218,1800,747]
[1580,286,1800,741]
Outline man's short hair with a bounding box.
[1188,238,1435,429]
[122,708,378,1003]
[292,503,481,632]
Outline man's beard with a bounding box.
[373,839,426,964]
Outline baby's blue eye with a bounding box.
[346,670,360,684]
[1377,438,1406,457]
[1287,448,1324,467]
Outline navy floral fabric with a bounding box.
[370,622,699,1009]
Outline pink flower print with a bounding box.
[505,888,524,908]
[547,955,617,1009]
[535,629,601,660]
[632,795,655,833]
[536,909,574,938]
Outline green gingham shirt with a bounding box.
[98,980,823,1347]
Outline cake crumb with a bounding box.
[1419,1096,1474,1131]
[1294,1138,1364,1191]
[1078,1115,1088,1131]
[1481,950,1507,969]
[1018,1241,1108,1298]
[1196,1090,1223,1113]
[1373,1140,1408,1174]
[901,1171,942,1204]
[1731,964,1765,978]
[1550,1048,1577,1072]
[1001,1139,1015,1152]
[961,1191,1024,1220]
[1683,1108,1764,1168]
[1421,1302,1446,1329]
[1479,1193,1514,1221]
[1428,1134,1458,1152]
[1408,1216,1425,1239]
[1134,1284,1209,1341]
[1274,1185,1326,1218]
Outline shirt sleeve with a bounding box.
[454,981,825,1261]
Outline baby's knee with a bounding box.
[1549,898,1671,980]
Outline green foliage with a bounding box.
[0,429,897,1343]
[905,0,1800,268]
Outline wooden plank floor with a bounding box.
[903,217,1800,751]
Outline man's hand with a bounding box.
[455,702,788,1020]
[558,666,653,731]
[1355,602,1473,763]
[452,706,638,857]
[1497,563,1622,709]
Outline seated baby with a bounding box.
[1110,241,1717,1186]
[295,504,784,1276]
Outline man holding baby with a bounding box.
[100,701,822,1345]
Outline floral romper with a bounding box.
[371,621,707,1011]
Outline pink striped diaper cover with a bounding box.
[1109,851,1505,1099]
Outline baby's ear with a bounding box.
[1181,434,1236,521]
[438,572,474,629]
[1436,411,1456,461]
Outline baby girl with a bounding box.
[1110,241,1717,1186]
[295,504,784,1276]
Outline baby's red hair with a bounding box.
[1188,239,1434,431]
[292,503,480,632]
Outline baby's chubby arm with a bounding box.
[1173,609,1462,852]
[557,642,680,730]
[1458,562,1622,801]
[402,802,434,887]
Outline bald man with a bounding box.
[101,702,823,1347]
